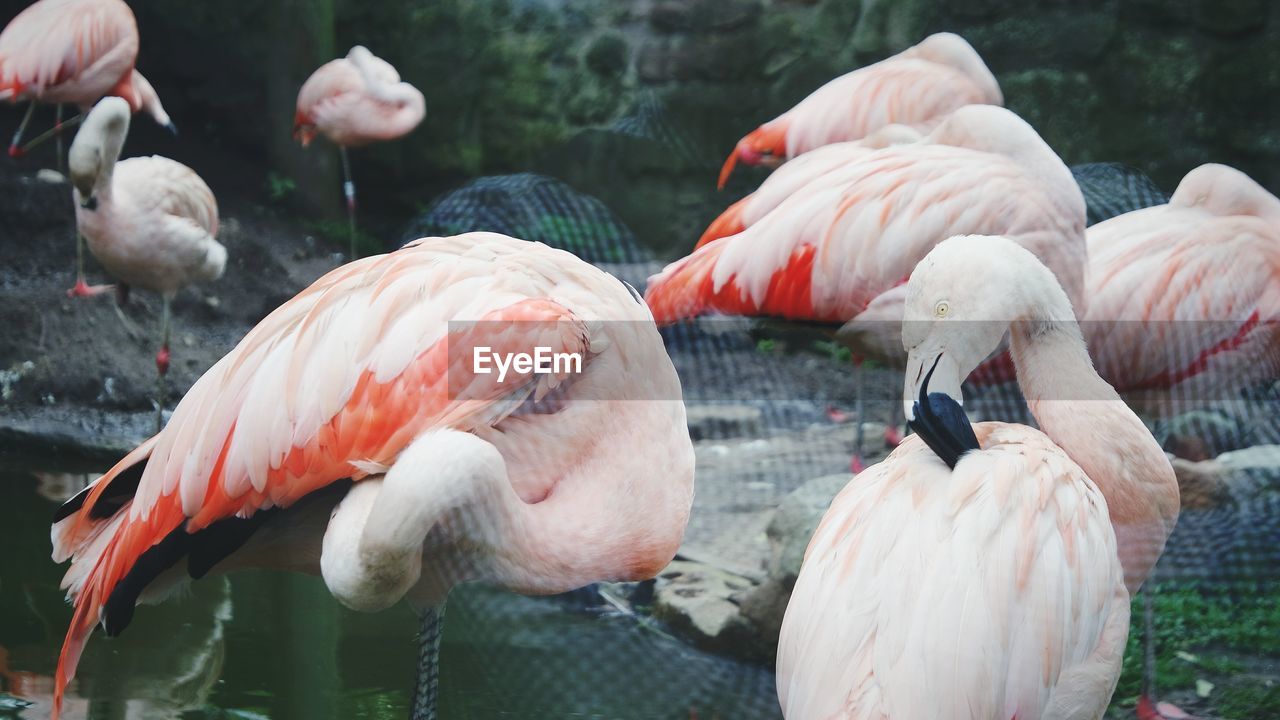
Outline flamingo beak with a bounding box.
[903,351,978,469]
[163,121,178,136]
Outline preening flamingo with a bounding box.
[0,0,176,157]
[294,45,426,260]
[68,96,224,427]
[777,235,1177,720]
[647,105,1085,465]
[696,124,923,250]
[48,233,695,720]
[717,32,1001,188]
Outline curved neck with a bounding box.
[1009,319,1178,592]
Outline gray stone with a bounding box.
[652,560,767,660]
[765,473,850,585]
[685,403,765,441]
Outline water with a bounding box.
[0,469,780,720]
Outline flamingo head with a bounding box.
[717,121,788,189]
[69,97,131,207]
[901,235,1075,426]
[293,112,317,147]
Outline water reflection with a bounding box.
[0,470,779,720]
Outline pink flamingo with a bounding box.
[47,232,695,720]
[1082,163,1280,419]
[0,0,176,156]
[68,97,224,427]
[294,45,426,260]
[777,235,1178,719]
[0,0,177,299]
[646,105,1086,466]
[717,32,1001,189]
[696,124,922,249]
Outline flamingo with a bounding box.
[294,45,426,260]
[48,232,695,720]
[646,105,1086,466]
[697,124,923,250]
[1081,163,1280,419]
[717,32,1001,189]
[0,0,176,157]
[68,96,224,428]
[777,234,1177,719]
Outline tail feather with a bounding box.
[695,197,749,250]
[53,590,99,720]
[645,241,822,323]
[717,146,740,190]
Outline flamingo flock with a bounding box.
[0,2,1272,719]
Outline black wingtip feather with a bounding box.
[907,356,980,469]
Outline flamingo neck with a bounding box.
[1009,317,1178,592]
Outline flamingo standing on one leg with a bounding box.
[1077,163,1280,719]
[777,234,1178,720]
[68,97,224,430]
[294,45,425,261]
[717,32,1001,189]
[0,0,178,297]
[48,232,695,720]
[646,105,1086,468]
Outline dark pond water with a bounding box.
[0,469,781,720]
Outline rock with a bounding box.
[1159,409,1259,461]
[764,474,849,585]
[737,474,850,655]
[652,560,767,660]
[685,403,764,440]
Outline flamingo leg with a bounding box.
[851,359,867,474]
[19,112,82,158]
[55,103,63,171]
[67,231,114,298]
[154,296,172,433]
[8,101,34,157]
[339,145,358,260]
[411,605,446,720]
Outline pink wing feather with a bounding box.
[0,0,138,103]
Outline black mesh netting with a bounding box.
[388,121,1279,719]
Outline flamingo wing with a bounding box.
[51,233,598,719]
[0,0,137,101]
[648,144,1061,325]
[777,424,1128,720]
[115,156,219,236]
[1084,204,1280,410]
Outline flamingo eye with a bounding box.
[934,301,950,318]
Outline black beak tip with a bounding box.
[81,195,98,211]
[164,122,178,136]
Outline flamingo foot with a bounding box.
[8,144,23,158]
[884,425,904,447]
[1137,696,1197,719]
[66,279,114,298]
[850,454,867,474]
[155,345,171,376]
[826,405,851,423]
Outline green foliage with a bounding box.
[1111,584,1280,718]
[304,218,382,257]
[756,338,777,354]
[810,339,853,364]
[266,173,297,203]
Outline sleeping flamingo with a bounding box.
[717,32,1001,188]
[646,105,1086,467]
[1082,163,1280,419]
[697,124,922,249]
[48,233,695,720]
[294,45,426,260]
[68,97,224,428]
[777,235,1177,720]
